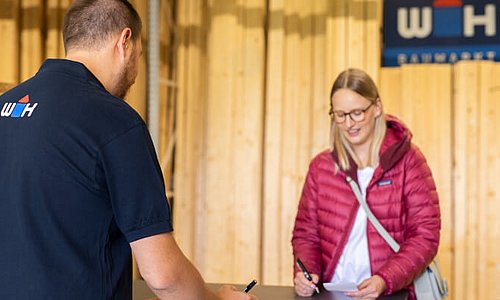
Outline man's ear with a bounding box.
[117,28,133,58]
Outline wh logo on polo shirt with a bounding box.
[1,95,38,118]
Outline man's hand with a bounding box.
[216,285,258,300]
[344,275,386,299]
[293,271,319,297]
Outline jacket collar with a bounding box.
[330,114,412,180]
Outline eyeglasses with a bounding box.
[329,103,374,124]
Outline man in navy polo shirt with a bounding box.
[0,1,255,299]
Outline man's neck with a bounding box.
[66,49,115,93]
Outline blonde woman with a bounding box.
[292,68,440,299]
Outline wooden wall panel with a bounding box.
[310,0,330,154]
[20,0,43,80]
[200,0,265,283]
[262,0,286,285]
[231,0,265,280]
[126,0,148,118]
[173,0,266,283]
[280,0,313,285]
[380,65,453,297]
[202,0,239,281]
[173,0,207,264]
[325,0,347,79]
[477,62,500,300]
[398,65,454,297]
[364,0,381,79]
[347,0,365,69]
[453,61,481,300]
[158,0,175,193]
[324,0,380,83]
[45,0,66,58]
[263,0,327,285]
[0,0,19,93]
[379,67,402,117]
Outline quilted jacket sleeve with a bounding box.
[291,158,323,280]
[375,145,441,294]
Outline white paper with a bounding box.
[323,282,358,292]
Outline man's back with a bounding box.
[0,59,172,299]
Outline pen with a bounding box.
[243,279,257,293]
[296,258,320,294]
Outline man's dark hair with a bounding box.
[63,0,142,53]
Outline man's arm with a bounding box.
[131,232,253,300]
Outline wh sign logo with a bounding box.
[1,95,38,118]
[383,0,500,66]
[398,2,496,39]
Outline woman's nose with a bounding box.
[344,116,355,128]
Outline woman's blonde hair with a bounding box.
[329,68,386,171]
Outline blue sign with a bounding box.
[383,0,500,66]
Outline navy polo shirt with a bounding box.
[0,59,173,299]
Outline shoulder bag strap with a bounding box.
[346,176,401,253]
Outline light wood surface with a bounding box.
[20,0,42,81]
[127,0,148,118]
[397,64,454,298]
[0,0,19,88]
[453,61,480,300]
[477,62,500,300]
[173,0,207,262]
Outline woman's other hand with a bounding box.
[345,275,386,299]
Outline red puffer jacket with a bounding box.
[292,115,440,299]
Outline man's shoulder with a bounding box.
[88,90,142,123]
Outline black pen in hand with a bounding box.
[243,279,257,293]
[296,258,320,294]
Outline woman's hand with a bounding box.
[294,271,319,297]
[345,275,386,299]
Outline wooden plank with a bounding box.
[0,0,20,88]
[325,0,347,80]
[296,0,313,177]
[310,0,330,154]
[347,0,365,69]
[365,0,382,81]
[188,1,209,274]
[379,67,402,117]
[127,0,148,118]
[45,0,64,58]
[59,0,72,55]
[158,0,174,192]
[203,0,237,282]
[229,0,265,283]
[280,0,302,287]
[262,0,286,286]
[453,61,480,300]
[173,0,206,264]
[20,0,43,80]
[400,65,453,296]
[478,61,500,300]
[202,0,265,283]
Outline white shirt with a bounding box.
[330,167,374,285]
